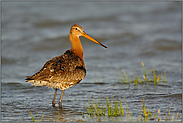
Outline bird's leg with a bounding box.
[59,90,64,109]
[52,89,57,107]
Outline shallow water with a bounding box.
[1,1,182,122]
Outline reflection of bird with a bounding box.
[25,24,107,108]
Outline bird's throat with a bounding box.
[69,35,84,60]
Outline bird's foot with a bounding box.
[59,102,62,109]
[52,101,55,107]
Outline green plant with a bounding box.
[30,111,44,122]
[142,62,147,82]
[142,98,148,117]
[117,62,166,85]
[87,97,127,117]
[86,97,181,122]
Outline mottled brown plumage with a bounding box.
[26,24,107,108]
[26,50,86,90]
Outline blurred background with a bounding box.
[1,1,182,122]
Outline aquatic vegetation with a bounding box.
[87,97,127,117]
[142,62,147,82]
[142,98,148,117]
[28,62,173,122]
[27,97,180,122]
[118,62,166,84]
[142,98,181,122]
[86,97,181,122]
[94,74,99,83]
[94,62,166,85]
[119,69,129,84]
[30,111,44,122]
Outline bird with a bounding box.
[25,24,107,108]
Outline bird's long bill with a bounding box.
[82,31,107,48]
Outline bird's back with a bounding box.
[26,50,86,90]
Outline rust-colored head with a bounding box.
[70,24,107,48]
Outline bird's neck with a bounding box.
[69,34,84,60]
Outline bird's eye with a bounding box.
[75,28,78,30]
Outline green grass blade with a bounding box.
[152,69,157,84]
[113,100,119,116]
[93,104,99,116]
[143,98,148,117]
[134,76,138,84]
[142,62,147,82]
[39,115,44,122]
[168,108,171,116]
[30,111,35,122]
[101,102,104,115]
[124,97,128,113]
[147,107,151,116]
[121,69,129,84]
[119,98,122,115]
[94,74,99,82]
[106,97,110,116]
[109,99,113,116]
[164,71,166,82]
[119,69,124,83]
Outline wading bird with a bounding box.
[25,24,107,108]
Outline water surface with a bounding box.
[1,1,182,122]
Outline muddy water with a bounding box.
[1,2,182,122]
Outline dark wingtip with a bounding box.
[25,76,33,81]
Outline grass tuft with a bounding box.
[86,97,180,122]
[87,96,128,117]
[118,62,166,84]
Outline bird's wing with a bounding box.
[26,50,86,83]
